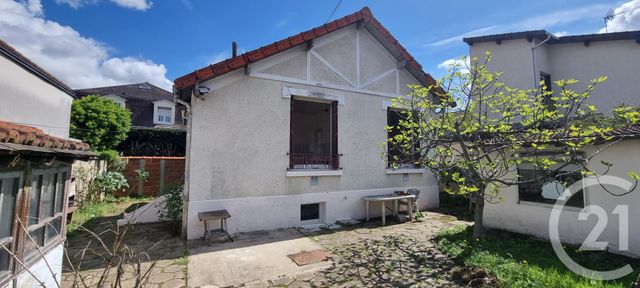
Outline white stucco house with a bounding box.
[173,7,441,239]
[0,39,94,287]
[464,30,640,257]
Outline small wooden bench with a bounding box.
[198,209,233,244]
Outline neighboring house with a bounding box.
[464,30,640,256]
[0,39,94,287]
[76,82,185,128]
[173,7,441,239]
[465,30,640,112]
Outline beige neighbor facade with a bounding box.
[1,39,94,287]
[465,30,640,257]
[174,8,441,240]
[0,46,73,139]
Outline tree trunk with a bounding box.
[472,191,485,239]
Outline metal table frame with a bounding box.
[362,194,415,225]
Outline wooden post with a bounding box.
[13,160,31,276]
[381,202,385,226]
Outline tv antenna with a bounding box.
[604,8,623,33]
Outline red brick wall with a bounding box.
[121,156,185,196]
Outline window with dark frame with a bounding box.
[540,72,554,110]
[0,164,69,285]
[289,97,339,170]
[25,168,67,256]
[300,203,320,221]
[517,166,585,208]
[0,173,20,278]
[387,108,420,168]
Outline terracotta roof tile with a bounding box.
[0,120,91,152]
[174,6,443,96]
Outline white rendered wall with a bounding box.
[484,139,640,257]
[186,23,439,238]
[14,244,64,288]
[470,38,640,113]
[187,184,439,239]
[0,56,73,138]
[548,40,640,112]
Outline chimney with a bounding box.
[232,41,238,58]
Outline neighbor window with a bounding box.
[540,72,554,110]
[25,168,67,255]
[289,97,339,170]
[157,107,173,124]
[518,163,584,208]
[387,108,420,168]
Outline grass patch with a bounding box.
[435,225,639,288]
[67,196,151,233]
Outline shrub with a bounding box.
[117,128,186,156]
[98,149,126,172]
[158,184,183,234]
[93,171,129,196]
[71,95,132,151]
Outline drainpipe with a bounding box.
[175,93,192,239]
[531,34,551,88]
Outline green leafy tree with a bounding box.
[71,95,132,151]
[387,52,640,238]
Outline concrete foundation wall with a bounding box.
[187,184,439,239]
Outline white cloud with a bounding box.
[425,26,497,47]
[179,0,192,10]
[275,19,288,28]
[426,3,609,47]
[553,31,569,37]
[599,0,640,32]
[55,0,98,9]
[21,0,42,15]
[209,51,229,64]
[514,4,609,30]
[55,0,152,10]
[0,0,172,90]
[437,58,470,74]
[109,0,151,10]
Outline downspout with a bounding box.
[175,93,192,239]
[531,34,551,88]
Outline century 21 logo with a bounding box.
[549,175,633,281]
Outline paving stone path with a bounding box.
[212,211,471,288]
[62,221,187,288]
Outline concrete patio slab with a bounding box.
[188,228,331,287]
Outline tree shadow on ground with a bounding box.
[297,214,496,288]
[64,203,185,273]
[435,225,640,287]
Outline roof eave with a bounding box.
[173,7,442,102]
[0,40,76,98]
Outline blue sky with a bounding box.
[1,0,639,90]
